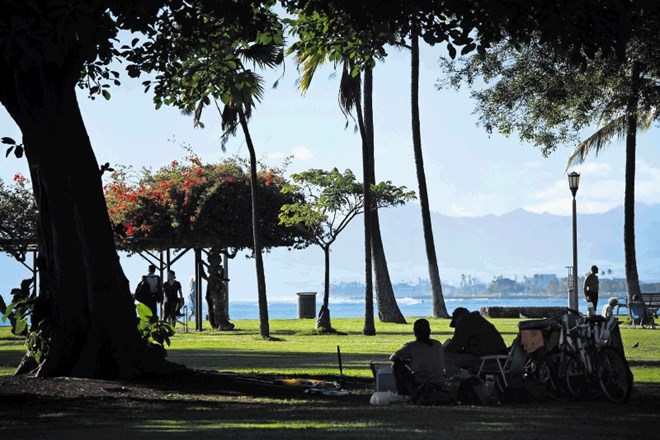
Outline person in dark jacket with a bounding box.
[444,307,507,375]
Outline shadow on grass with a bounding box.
[166,348,382,375]
[2,379,660,440]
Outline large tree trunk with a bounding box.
[0,63,172,378]
[315,245,333,332]
[205,247,234,330]
[363,68,406,324]
[411,34,448,318]
[624,63,642,301]
[239,110,270,338]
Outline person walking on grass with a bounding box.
[163,270,184,326]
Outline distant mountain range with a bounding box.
[3,201,660,303]
[273,202,660,296]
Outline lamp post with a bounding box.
[568,172,580,311]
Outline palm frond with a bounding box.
[193,99,205,128]
[566,106,658,170]
[566,115,627,169]
[293,49,328,95]
[238,43,283,70]
[338,61,360,121]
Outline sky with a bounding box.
[2,39,660,304]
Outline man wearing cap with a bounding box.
[390,318,446,395]
[444,307,507,375]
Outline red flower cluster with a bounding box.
[104,156,289,240]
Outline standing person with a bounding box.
[584,265,600,310]
[444,307,507,375]
[163,270,183,326]
[134,275,157,320]
[144,264,163,319]
[390,318,445,396]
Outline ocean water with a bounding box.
[226,296,577,321]
[0,296,590,327]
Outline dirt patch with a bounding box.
[0,368,372,401]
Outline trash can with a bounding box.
[297,291,317,319]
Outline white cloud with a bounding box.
[530,162,624,216]
[266,145,314,163]
[525,198,617,216]
[525,199,571,216]
[577,162,612,177]
[635,161,660,202]
[522,161,544,169]
[292,145,314,161]
[534,180,566,200]
[446,203,478,217]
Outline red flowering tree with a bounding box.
[104,155,308,329]
[0,173,38,263]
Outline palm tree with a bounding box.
[289,24,406,326]
[567,62,657,302]
[339,63,377,335]
[409,30,449,318]
[192,40,284,339]
[361,67,407,323]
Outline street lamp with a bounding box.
[568,171,580,311]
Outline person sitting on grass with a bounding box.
[389,318,446,397]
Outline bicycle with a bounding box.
[558,308,632,403]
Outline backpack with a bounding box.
[134,281,151,304]
[457,375,491,405]
[412,382,454,405]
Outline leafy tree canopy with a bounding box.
[279,168,416,248]
[282,0,638,65]
[104,155,310,253]
[437,5,660,158]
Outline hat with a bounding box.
[449,307,469,328]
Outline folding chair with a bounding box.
[629,301,655,329]
[477,354,510,388]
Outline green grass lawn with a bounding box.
[2,316,658,382]
[2,316,659,440]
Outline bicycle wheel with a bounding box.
[537,351,562,399]
[596,347,632,403]
[560,351,587,400]
[521,351,561,401]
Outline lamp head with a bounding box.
[568,171,580,196]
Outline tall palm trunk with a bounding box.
[411,33,449,318]
[349,73,376,336]
[363,68,406,324]
[624,62,642,301]
[239,109,270,338]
